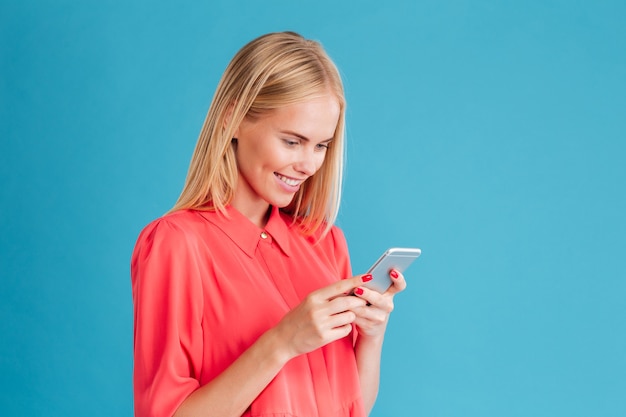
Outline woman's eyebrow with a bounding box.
[280,130,334,143]
[280,130,310,141]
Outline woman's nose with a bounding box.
[294,149,320,176]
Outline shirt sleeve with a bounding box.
[131,218,205,417]
[329,226,353,279]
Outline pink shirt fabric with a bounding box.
[131,206,366,417]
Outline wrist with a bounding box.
[259,326,295,366]
[355,331,385,349]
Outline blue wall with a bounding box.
[1,1,625,415]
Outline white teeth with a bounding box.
[276,173,301,187]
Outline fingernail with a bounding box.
[390,270,399,279]
[354,287,364,296]
[362,274,373,282]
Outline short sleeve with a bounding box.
[329,226,353,279]
[131,219,205,417]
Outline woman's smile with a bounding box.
[275,172,305,189]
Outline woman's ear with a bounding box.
[223,102,242,140]
[222,102,236,129]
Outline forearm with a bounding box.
[354,333,385,415]
[173,328,290,417]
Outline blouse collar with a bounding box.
[198,205,292,258]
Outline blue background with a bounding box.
[1,1,625,416]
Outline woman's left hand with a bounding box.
[351,269,407,339]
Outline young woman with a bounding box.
[131,31,406,417]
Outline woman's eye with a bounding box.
[283,139,299,146]
[316,143,330,150]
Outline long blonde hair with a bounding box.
[170,31,346,236]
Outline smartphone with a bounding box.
[364,247,421,293]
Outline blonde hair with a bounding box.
[170,31,346,236]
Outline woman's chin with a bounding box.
[268,193,297,209]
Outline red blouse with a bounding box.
[131,206,366,417]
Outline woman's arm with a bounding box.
[173,275,370,417]
[354,332,385,414]
[352,270,407,414]
[172,328,286,417]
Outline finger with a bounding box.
[327,294,367,314]
[317,315,355,344]
[352,286,381,305]
[385,269,407,295]
[317,274,374,301]
[352,286,394,313]
[328,323,354,340]
[328,310,357,328]
[353,309,388,326]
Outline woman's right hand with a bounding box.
[272,274,372,360]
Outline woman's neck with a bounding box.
[230,198,272,229]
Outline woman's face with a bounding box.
[232,93,340,220]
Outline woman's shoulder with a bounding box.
[139,209,204,234]
[133,209,212,252]
[278,210,346,244]
[290,216,348,253]
[158,208,210,227]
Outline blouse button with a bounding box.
[260,231,268,239]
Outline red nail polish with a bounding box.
[354,287,364,296]
[390,270,399,279]
[362,274,373,282]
